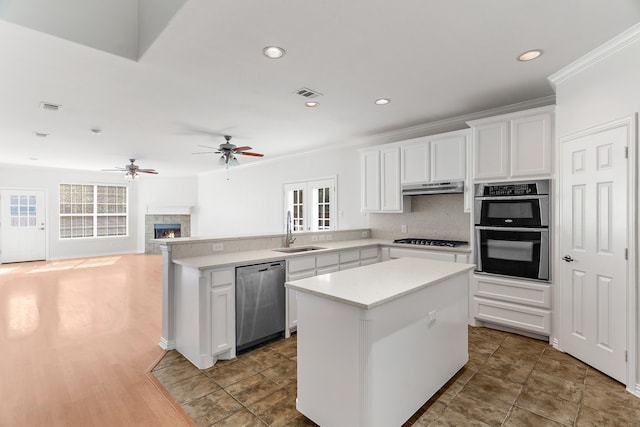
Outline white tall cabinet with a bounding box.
[467,105,555,339]
[468,106,554,181]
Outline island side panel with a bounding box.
[295,271,469,427]
[296,292,362,426]
[370,273,469,425]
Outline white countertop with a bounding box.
[172,238,471,270]
[286,257,474,309]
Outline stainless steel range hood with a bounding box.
[401,181,464,196]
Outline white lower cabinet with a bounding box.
[471,274,551,336]
[174,265,235,369]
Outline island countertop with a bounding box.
[285,257,474,309]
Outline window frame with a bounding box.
[283,176,337,233]
[59,183,129,239]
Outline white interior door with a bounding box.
[560,124,628,383]
[0,189,46,263]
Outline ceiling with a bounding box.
[1,0,639,176]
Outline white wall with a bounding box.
[552,26,640,393]
[197,146,368,237]
[0,164,139,260]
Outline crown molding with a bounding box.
[549,23,640,88]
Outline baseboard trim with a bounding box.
[159,337,175,350]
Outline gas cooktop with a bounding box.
[392,238,468,248]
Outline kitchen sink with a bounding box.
[273,246,326,253]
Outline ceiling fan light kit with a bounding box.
[102,158,158,180]
[193,135,264,168]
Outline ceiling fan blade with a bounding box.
[102,167,127,171]
[192,151,219,154]
[139,170,159,174]
[239,151,264,157]
[197,144,219,150]
[233,146,252,152]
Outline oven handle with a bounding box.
[475,195,548,201]
[475,226,549,232]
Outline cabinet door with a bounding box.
[211,284,234,355]
[431,134,466,182]
[287,270,315,330]
[380,147,402,211]
[473,121,509,180]
[510,113,552,178]
[401,139,430,184]
[360,150,381,212]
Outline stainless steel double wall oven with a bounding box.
[474,180,550,281]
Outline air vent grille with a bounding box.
[294,87,323,99]
[40,102,61,111]
[34,132,49,138]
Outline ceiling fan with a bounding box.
[193,135,264,167]
[102,159,159,180]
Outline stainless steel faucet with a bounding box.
[285,210,296,247]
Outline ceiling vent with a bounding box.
[34,132,49,138]
[294,87,323,99]
[40,102,61,111]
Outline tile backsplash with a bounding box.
[369,193,470,241]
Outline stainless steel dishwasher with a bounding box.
[236,261,286,352]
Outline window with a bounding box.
[59,184,128,239]
[9,195,37,228]
[284,178,336,233]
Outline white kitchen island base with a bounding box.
[290,258,472,427]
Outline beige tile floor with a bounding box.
[153,326,640,426]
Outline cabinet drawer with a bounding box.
[340,250,360,263]
[359,247,379,261]
[317,265,339,275]
[455,253,470,264]
[210,268,234,286]
[316,253,339,268]
[473,296,551,335]
[359,257,378,267]
[288,256,316,273]
[473,275,551,308]
[339,261,360,271]
[389,247,456,262]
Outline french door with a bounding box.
[0,189,46,263]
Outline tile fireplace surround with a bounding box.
[145,214,191,254]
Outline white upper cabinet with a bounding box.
[401,138,430,184]
[360,149,381,212]
[401,130,468,184]
[360,145,405,213]
[430,133,466,182]
[468,106,554,181]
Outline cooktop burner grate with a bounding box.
[393,238,468,247]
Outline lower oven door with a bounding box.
[475,226,549,281]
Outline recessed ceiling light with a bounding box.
[305,101,319,108]
[90,128,102,135]
[375,98,390,105]
[263,46,286,59]
[517,49,543,62]
[33,132,49,138]
[29,157,39,161]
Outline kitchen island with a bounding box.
[286,257,474,427]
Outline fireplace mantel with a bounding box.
[146,206,193,215]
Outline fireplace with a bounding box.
[154,223,181,239]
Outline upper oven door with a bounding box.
[474,195,549,227]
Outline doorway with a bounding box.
[0,189,47,263]
[558,116,636,387]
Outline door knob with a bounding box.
[562,255,574,262]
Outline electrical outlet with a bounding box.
[326,234,332,241]
[401,224,408,233]
[212,243,224,251]
[361,230,369,238]
[311,235,318,242]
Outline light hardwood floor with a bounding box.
[0,254,194,427]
